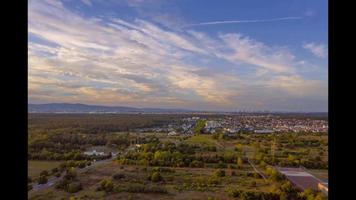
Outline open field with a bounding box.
[28,161,62,177]
[308,169,328,181]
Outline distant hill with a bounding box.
[28,103,193,114]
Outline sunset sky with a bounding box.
[28,0,328,112]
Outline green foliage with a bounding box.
[37,175,48,184]
[213,169,225,177]
[150,172,163,182]
[226,188,280,200]
[67,182,82,193]
[40,170,49,177]
[124,183,167,193]
[112,173,125,180]
[97,179,114,192]
[194,120,206,134]
[237,157,243,169]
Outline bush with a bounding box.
[216,161,227,168]
[97,179,114,192]
[55,178,70,190]
[214,169,225,177]
[40,170,49,177]
[51,167,59,174]
[113,173,125,180]
[150,172,163,182]
[125,183,167,194]
[66,182,82,193]
[227,188,280,200]
[64,168,77,181]
[54,172,62,177]
[37,175,48,184]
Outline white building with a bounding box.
[168,131,178,136]
[83,149,105,156]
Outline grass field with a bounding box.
[185,135,218,147]
[28,160,62,177]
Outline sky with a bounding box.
[28,0,328,112]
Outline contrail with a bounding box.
[182,17,302,28]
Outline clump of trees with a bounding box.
[148,172,163,182]
[37,175,48,184]
[97,179,114,192]
[55,168,83,193]
[213,169,225,177]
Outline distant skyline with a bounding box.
[28,0,328,112]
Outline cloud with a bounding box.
[303,42,328,58]
[28,0,327,111]
[182,17,302,28]
[81,0,92,6]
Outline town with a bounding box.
[134,115,328,135]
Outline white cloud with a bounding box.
[303,42,328,58]
[81,0,92,6]
[28,0,327,111]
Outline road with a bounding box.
[31,153,118,192]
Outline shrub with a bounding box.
[66,182,82,193]
[51,167,59,174]
[125,183,167,193]
[97,179,114,192]
[227,188,280,200]
[113,173,125,180]
[64,168,77,181]
[214,169,225,177]
[40,170,49,177]
[54,172,61,177]
[37,175,48,184]
[150,172,163,182]
[55,178,70,190]
[216,161,227,168]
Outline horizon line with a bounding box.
[28,102,328,113]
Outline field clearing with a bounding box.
[185,135,218,147]
[29,161,270,200]
[28,160,62,177]
[308,169,328,181]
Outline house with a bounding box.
[168,131,178,136]
[83,149,105,156]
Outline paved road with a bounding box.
[31,154,118,192]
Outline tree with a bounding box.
[237,157,243,169]
[97,179,114,192]
[150,172,163,182]
[40,170,49,177]
[37,175,48,184]
[51,167,59,174]
[66,182,82,193]
[64,168,77,181]
[214,169,225,177]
